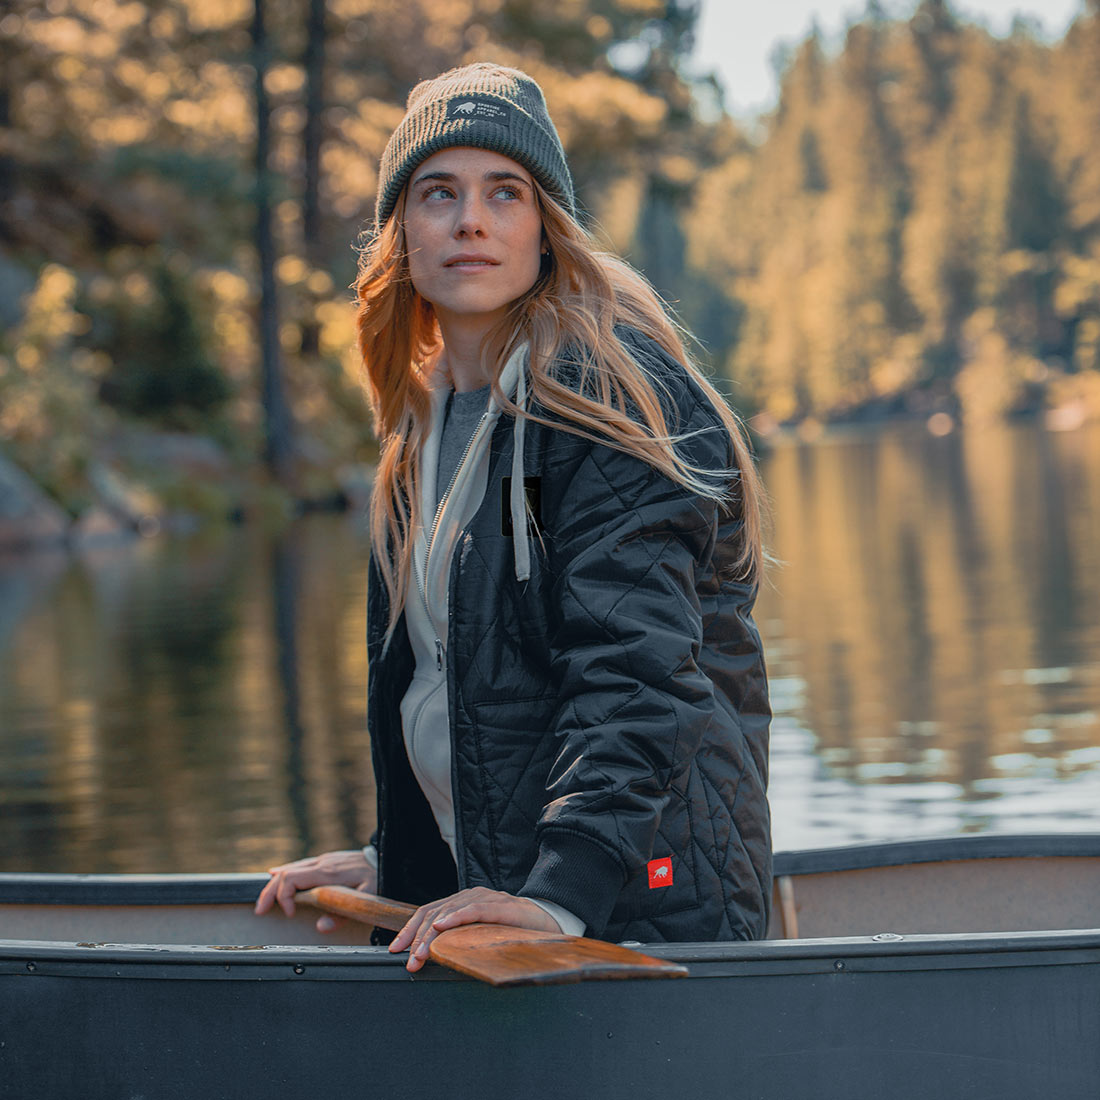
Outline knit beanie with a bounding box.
[375,63,575,227]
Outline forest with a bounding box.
[1,0,1098,533]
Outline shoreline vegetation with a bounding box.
[2,0,1099,549]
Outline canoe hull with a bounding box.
[4,932,1099,1100]
[3,835,1099,1099]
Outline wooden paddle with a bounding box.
[294,884,688,987]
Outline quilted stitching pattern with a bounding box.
[367,328,772,941]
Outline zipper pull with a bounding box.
[436,638,444,671]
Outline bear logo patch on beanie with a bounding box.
[445,96,512,126]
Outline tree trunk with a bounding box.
[300,0,326,356]
[0,48,13,205]
[252,0,295,482]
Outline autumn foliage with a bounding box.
[1,0,1098,516]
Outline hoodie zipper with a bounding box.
[412,408,491,671]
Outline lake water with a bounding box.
[2,419,1099,872]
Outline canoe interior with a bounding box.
[0,834,1097,945]
[0,900,377,946]
[765,854,1100,938]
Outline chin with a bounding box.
[437,290,526,319]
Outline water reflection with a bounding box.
[0,420,1098,870]
[759,420,1100,847]
[0,519,375,872]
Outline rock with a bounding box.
[87,461,161,527]
[0,451,70,550]
[107,429,232,477]
[70,505,135,548]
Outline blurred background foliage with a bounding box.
[1,0,1099,523]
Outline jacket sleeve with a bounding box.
[517,364,736,936]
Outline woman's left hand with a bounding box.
[389,887,560,973]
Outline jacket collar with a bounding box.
[423,342,532,583]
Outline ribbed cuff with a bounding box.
[518,831,625,938]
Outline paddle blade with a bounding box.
[429,924,689,986]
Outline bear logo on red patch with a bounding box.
[648,856,673,888]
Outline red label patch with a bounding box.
[647,856,673,889]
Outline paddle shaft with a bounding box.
[295,885,416,932]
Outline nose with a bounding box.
[453,194,488,237]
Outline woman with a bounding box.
[255,63,772,971]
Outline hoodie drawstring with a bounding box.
[510,358,531,582]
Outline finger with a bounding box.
[316,914,345,933]
[274,873,301,917]
[250,871,286,915]
[406,920,440,971]
[253,875,280,915]
[407,905,460,970]
[389,909,429,953]
[390,904,439,955]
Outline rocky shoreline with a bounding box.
[0,439,376,554]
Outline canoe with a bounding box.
[2,833,1098,1100]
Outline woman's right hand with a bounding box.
[253,849,377,933]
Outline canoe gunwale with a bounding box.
[773,832,1100,875]
[3,925,1099,977]
[0,872,268,905]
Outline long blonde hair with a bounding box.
[355,182,767,645]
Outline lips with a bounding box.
[444,254,500,267]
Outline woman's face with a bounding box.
[402,147,544,332]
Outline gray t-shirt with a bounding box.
[436,383,491,515]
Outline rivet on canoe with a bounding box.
[873,933,903,942]
[833,960,845,971]
[25,962,36,972]
[293,965,305,975]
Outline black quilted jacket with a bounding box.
[366,327,772,943]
